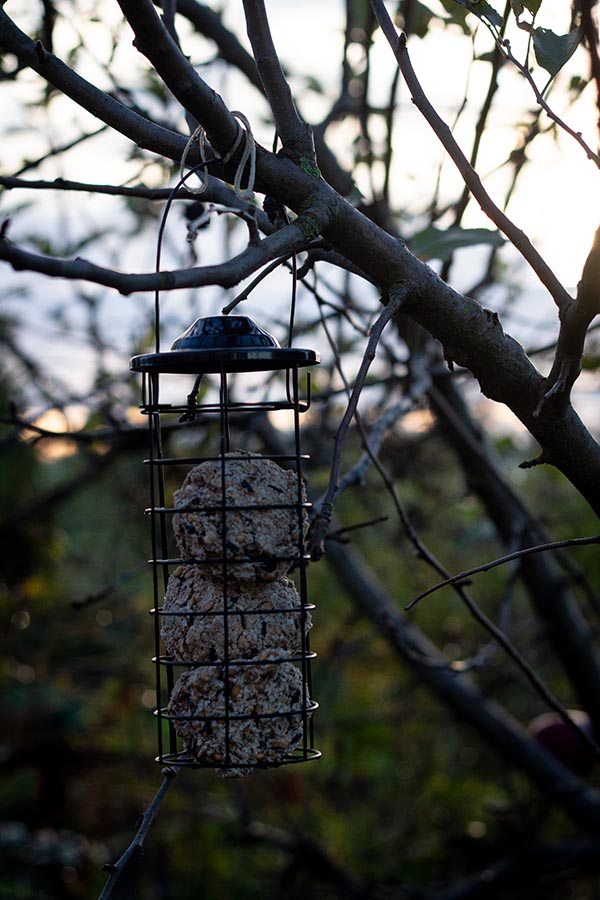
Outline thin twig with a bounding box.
[10,126,108,176]
[0,175,213,201]
[309,290,407,558]
[97,767,177,900]
[407,534,600,609]
[501,39,600,168]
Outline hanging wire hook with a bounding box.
[153,161,219,352]
[154,114,258,351]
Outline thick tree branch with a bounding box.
[242,0,316,163]
[3,5,600,519]
[167,0,356,196]
[159,0,264,92]
[116,0,240,158]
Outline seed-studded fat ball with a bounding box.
[172,451,307,581]
[161,567,311,663]
[166,662,308,771]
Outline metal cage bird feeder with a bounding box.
[130,314,320,774]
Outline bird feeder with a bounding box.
[130,314,320,774]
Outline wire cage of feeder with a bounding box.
[130,313,320,774]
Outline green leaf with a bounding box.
[395,0,434,39]
[512,0,542,14]
[533,27,581,78]
[451,0,503,29]
[438,0,471,34]
[408,225,505,261]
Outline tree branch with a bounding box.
[536,225,600,416]
[309,289,408,558]
[116,0,240,157]
[242,0,315,161]
[408,535,600,607]
[368,0,573,315]
[428,372,600,732]
[4,4,600,520]
[9,125,108,177]
[579,0,600,136]
[97,767,177,900]
[0,175,266,216]
[501,37,600,168]
[0,210,327,294]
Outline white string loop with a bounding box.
[179,111,256,200]
[229,111,256,200]
[179,124,210,195]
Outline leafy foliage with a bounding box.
[533,26,582,79]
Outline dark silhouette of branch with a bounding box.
[536,225,600,416]
[0,175,269,219]
[407,534,600,609]
[451,2,510,229]
[117,0,240,157]
[0,8,190,164]
[4,3,600,520]
[0,213,323,294]
[166,0,357,197]
[166,0,263,91]
[308,313,596,746]
[500,37,600,168]
[428,372,600,733]
[97,767,177,900]
[310,290,408,558]
[578,0,600,135]
[242,0,315,161]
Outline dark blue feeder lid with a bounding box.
[129,315,319,374]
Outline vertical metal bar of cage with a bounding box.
[291,365,314,758]
[146,373,164,762]
[147,371,177,762]
[219,366,232,768]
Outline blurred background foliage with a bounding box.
[2,359,600,899]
